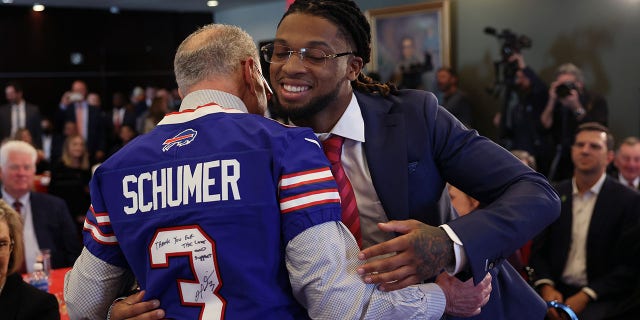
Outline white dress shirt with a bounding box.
[11,100,26,136]
[2,190,40,273]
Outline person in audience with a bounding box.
[40,117,64,167]
[0,199,59,319]
[0,81,43,148]
[511,149,537,171]
[130,86,147,117]
[0,140,81,273]
[64,80,106,164]
[106,124,138,159]
[541,63,608,181]
[87,92,102,109]
[48,134,92,229]
[530,122,640,320]
[436,67,473,127]
[64,23,491,320]
[609,136,640,190]
[136,96,169,134]
[494,53,553,176]
[105,92,137,154]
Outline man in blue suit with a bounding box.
[264,0,559,318]
[0,140,81,272]
[530,123,640,319]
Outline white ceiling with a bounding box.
[2,0,279,13]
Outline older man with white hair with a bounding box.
[0,140,81,272]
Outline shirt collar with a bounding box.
[618,173,639,187]
[317,92,365,142]
[572,172,607,196]
[179,89,248,113]
[1,189,30,206]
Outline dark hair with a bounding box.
[576,122,614,151]
[5,81,23,93]
[281,0,397,96]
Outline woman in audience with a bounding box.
[0,199,59,319]
[48,134,92,231]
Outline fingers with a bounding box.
[377,274,422,292]
[358,249,412,276]
[358,236,408,261]
[375,220,421,234]
[110,291,165,320]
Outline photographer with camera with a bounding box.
[541,63,608,181]
[493,53,554,176]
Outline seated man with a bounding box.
[609,136,640,190]
[530,123,640,320]
[64,23,490,320]
[0,140,81,272]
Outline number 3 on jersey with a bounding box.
[149,225,225,319]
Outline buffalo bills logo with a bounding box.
[162,129,197,152]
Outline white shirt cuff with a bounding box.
[582,287,598,301]
[439,224,467,275]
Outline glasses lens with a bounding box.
[263,44,291,64]
[300,48,327,66]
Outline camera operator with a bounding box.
[494,53,554,176]
[541,63,608,181]
[436,67,473,127]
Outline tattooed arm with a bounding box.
[357,220,455,292]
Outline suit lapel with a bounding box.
[356,92,410,220]
[29,192,45,247]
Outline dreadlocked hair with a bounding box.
[281,0,397,96]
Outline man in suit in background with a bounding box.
[263,1,559,319]
[64,80,106,164]
[610,136,640,190]
[0,140,81,272]
[530,122,640,320]
[0,82,42,147]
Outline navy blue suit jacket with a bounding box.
[530,176,640,299]
[27,192,82,268]
[65,102,106,159]
[355,90,560,319]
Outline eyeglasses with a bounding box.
[0,240,13,256]
[261,43,355,67]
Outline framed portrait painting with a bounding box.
[366,1,450,91]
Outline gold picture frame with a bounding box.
[366,1,450,91]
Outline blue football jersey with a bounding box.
[83,103,341,320]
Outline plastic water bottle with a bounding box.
[29,262,49,292]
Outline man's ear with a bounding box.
[243,57,259,92]
[346,56,364,81]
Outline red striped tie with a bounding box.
[323,135,362,247]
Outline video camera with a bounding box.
[485,27,532,86]
[484,27,532,62]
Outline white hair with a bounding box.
[174,24,259,93]
[0,140,37,169]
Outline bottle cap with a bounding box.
[33,262,44,271]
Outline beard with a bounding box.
[270,81,342,123]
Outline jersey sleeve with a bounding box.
[82,168,129,268]
[277,129,342,242]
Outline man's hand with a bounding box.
[109,290,166,320]
[357,220,454,292]
[564,291,590,315]
[436,272,492,317]
[540,284,564,320]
